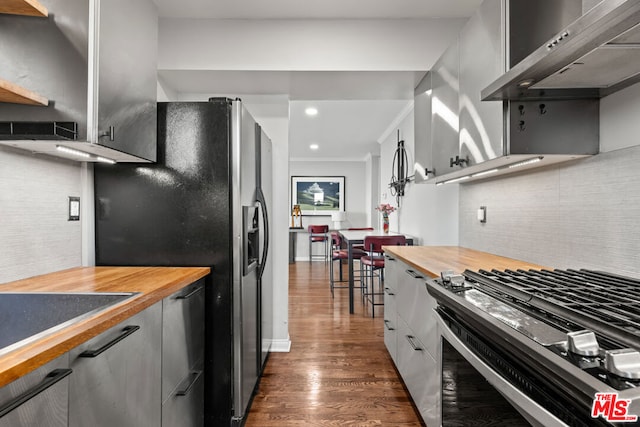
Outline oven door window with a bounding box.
[442,337,531,426]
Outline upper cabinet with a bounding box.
[0,0,158,163]
[413,73,433,183]
[90,0,158,162]
[421,0,599,185]
[458,0,504,168]
[430,39,460,178]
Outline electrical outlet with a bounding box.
[69,197,80,221]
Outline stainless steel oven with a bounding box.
[428,269,640,427]
[437,307,568,426]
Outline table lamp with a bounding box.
[331,211,346,230]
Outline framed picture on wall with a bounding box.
[291,176,345,216]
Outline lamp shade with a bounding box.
[331,211,346,222]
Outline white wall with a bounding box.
[159,18,467,72]
[289,160,368,260]
[378,106,459,245]
[0,147,82,283]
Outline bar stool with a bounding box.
[329,232,367,297]
[308,224,329,262]
[361,235,406,317]
[348,227,374,252]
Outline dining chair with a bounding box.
[329,232,366,297]
[347,227,374,252]
[361,235,406,317]
[308,224,330,262]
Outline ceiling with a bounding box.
[153,0,483,20]
[154,0,483,160]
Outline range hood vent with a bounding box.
[482,0,640,101]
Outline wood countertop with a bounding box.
[0,266,210,388]
[383,246,546,278]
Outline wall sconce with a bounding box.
[389,130,413,206]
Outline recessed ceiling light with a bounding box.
[309,144,319,150]
[305,107,318,116]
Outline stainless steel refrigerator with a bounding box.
[94,98,272,426]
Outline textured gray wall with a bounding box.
[0,147,82,283]
[459,145,640,278]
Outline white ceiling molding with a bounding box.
[377,100,414,144]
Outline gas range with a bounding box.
[427,268,640,426]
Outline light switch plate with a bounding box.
[477,206,486,223]
[69,196,80,221]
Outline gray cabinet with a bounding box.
[396,268,437,359]
[91,0,158,162]
[396,318,439,427]
[162,279,205,427]
[0,354,70,427]
[383,257,439,426]
[413,72,433,183]
[68,302,162,427]
[382,254,400,363]
[458,0,504,168]
[0,0,158,163]
[431,39,460,178]
[429,0,598,184]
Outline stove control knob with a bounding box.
[604,348,640,379]
[567,330,600,357]
[449,275,466,289]
[440,270,455,283]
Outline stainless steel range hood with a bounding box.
[482,0,640,101]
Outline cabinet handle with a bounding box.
[385,256,396,262]
[0,368,72,418]
[176,285,203,300]
[79,325,140,358]
[176,371,202,397]
[405,335,423,352]
[384,287,395,296]
[405,269,424,279]
[99,125,115,141]
[384,320,395,331]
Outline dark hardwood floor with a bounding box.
[245,261,426,426]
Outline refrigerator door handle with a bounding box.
[256,187,269,280]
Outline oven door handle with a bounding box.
[437,314,568,427]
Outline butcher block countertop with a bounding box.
[383,246,546,278]
[0,266,210,388]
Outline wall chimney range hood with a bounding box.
[482,0,640,101]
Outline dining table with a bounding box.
[337,229,413,314]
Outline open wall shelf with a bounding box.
[0,78,48,106]
[0,0,48,17]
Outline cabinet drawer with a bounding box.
[162,279,205,402]
[0,354,70,427]
[396,318,439,427]
[382,254,400,292]
[161,361,204,427]
[397,267,438,359]
[383,287,398,364]
[68,303,162,427]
